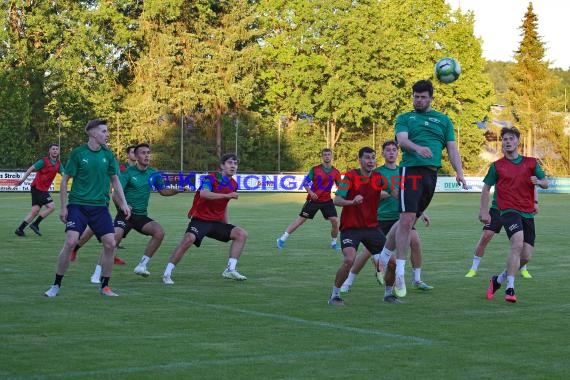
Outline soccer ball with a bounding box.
[434,57,461,84]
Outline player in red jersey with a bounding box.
[328,147,389,306]
[162,153,248,285]
[276,148,342,250]
[481,127,548,303]
[15,144,64,237]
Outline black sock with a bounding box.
[33,215,44,226]
[17,221,28,231]
[54,274,64,287]
[101,276,110,288]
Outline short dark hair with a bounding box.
[321,148,332,155]
[134,143,149,154]
[221,153,238,164]
[500,126,520,140]
[48,143,59,149]
[126,144,137,154]
[382,140,398,150]
[412,80,434,97]
[84,119,107,132]
[358,146,375,158]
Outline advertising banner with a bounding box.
[1,171,568,193]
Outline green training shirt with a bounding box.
[65,144,119,206]
[120,165,164,215]
[375,165,400,221]
[395,109,455,168]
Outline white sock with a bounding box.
[395,259,406,277]
[164,262,175,276]
[372,253,381,266]
[280,232,289,241]
[412,267,422,283]
[379,247,394,266]
[227,257,238,271]
[344,272,357,286]
[506,275,515,289]
[139,255,150,266]
[331,286,340,298]
[497,270,507,284]
[471,256,481,271]
[384,286,393,297]
[331,237,337,244]
[92,264,102,278]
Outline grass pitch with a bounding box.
[1,192,569,379]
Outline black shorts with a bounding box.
[378,219,415,236]
[186,218,236,247]
[483,208,502,234]
[500,212,536,246]
[31,186,53,207]
[114,210,154,238]
[398,166,437,217]
[299,199,338,219]
[340,226,386,254]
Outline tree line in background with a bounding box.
[1,0,568,175]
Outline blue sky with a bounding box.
[446,0,569,69]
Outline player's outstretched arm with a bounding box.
[200,188,238,200]
[16,165,36,186]
[158,188,184,196]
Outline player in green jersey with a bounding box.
[391,79,467,298]
[89,143,184,282]
[44,119,130,298]
[70,144,136,263]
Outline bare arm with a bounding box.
[396,132,432,158]
[111,175,131,219]
[446,140,468,189]
[111,189,120,205]
[16,165,36,186]
[158,188,184,196]
[478,184,492,224]
[199,188,239,200]
[334,194,363,207]
[420,212,430,227]
[530,175,548,189]
[304,184,318,200]
[59,174,70,223]
[533,186,539,214]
